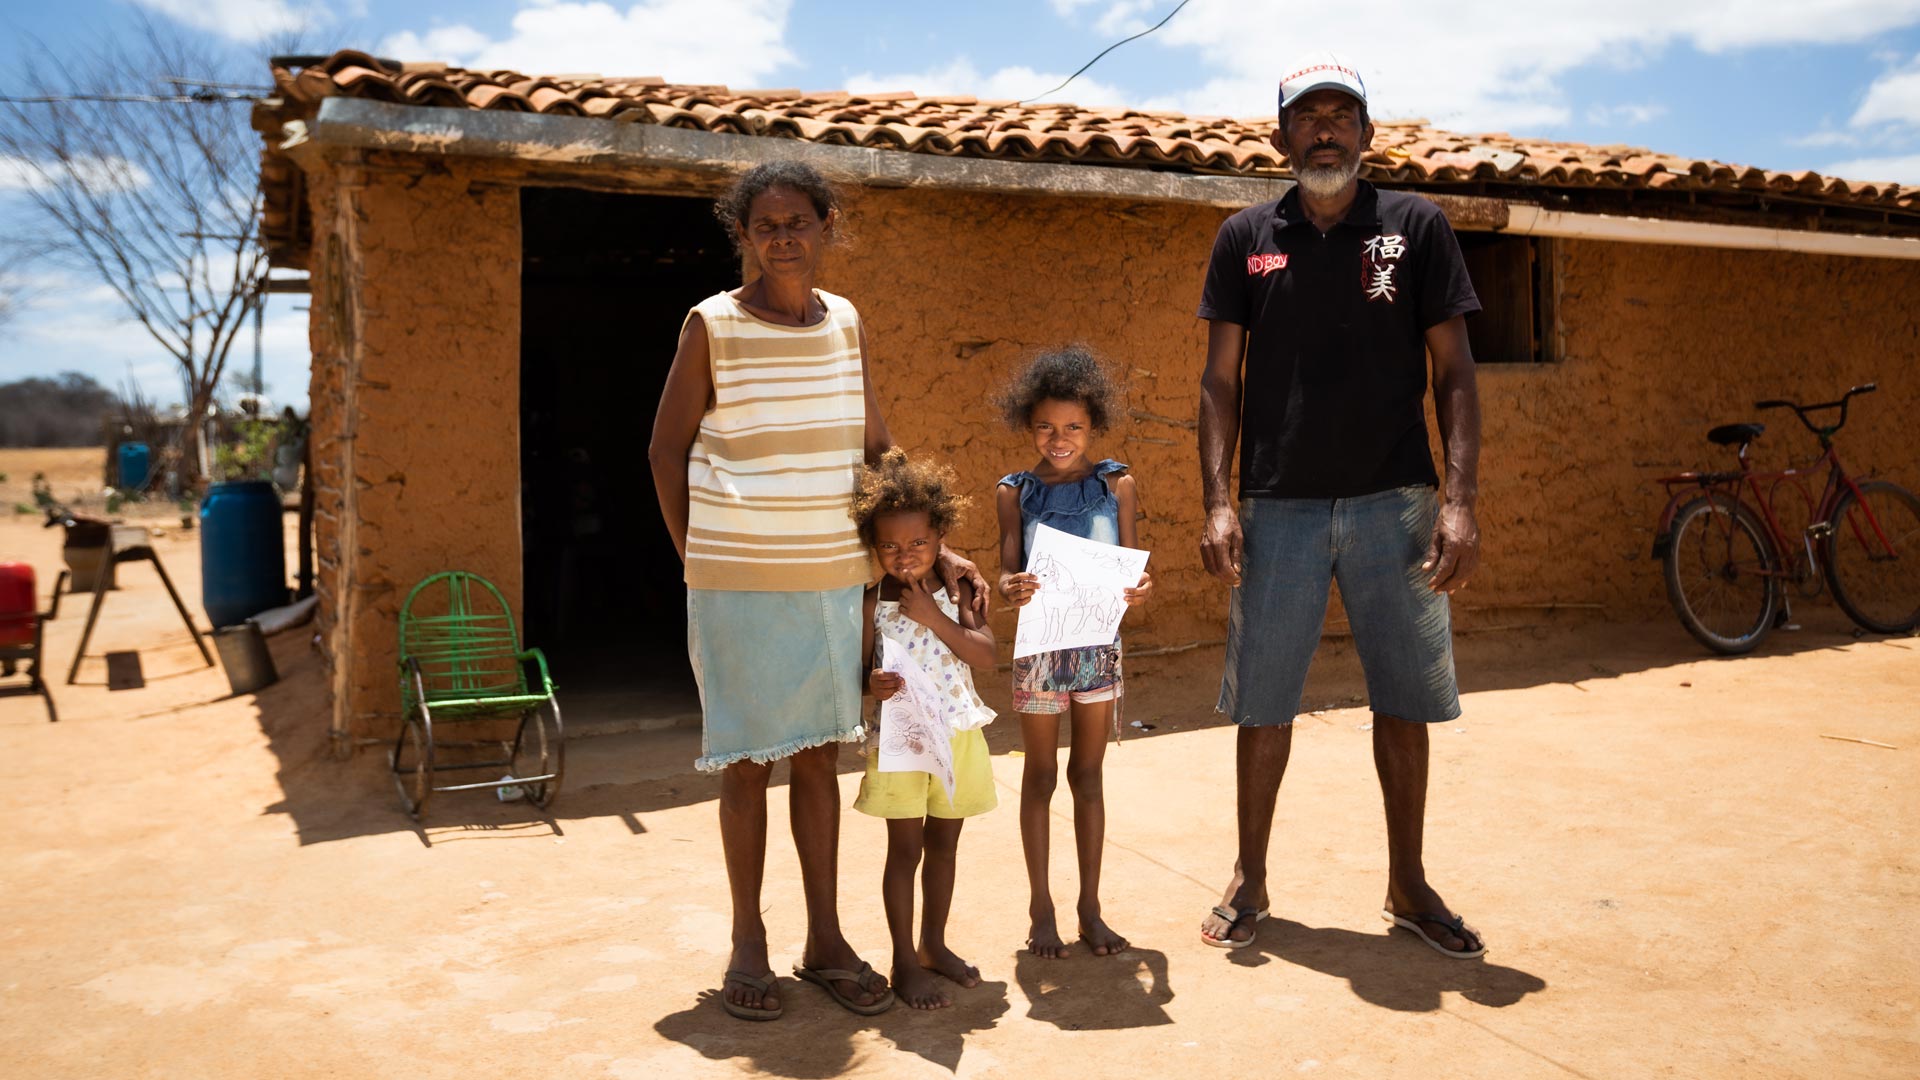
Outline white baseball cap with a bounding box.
[1278,51,1367,110]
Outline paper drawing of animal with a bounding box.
[1030,552,1124,642]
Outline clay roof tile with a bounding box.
[392,71,467,109]
[578,95,641,120]
[527,86,586,116]
[330,65,401,102]
[466,84,534,112]
[263,49,1920,216]
[319,50,393,76]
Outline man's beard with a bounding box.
[1293,151,1362,200]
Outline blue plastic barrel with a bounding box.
[117,442,151,491]
[200,481,287,628]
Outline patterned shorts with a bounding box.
[1011,642,1122,715]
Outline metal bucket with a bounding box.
[212,621,278,695]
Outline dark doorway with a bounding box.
[520,187,736,727]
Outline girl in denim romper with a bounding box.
[993,347,1152,962]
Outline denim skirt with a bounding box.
[688,584,866,772]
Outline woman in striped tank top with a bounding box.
[649,162,985,1022]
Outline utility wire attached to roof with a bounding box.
[0,92,256,104]
[1,77,264,105]
[1019,0,1193,105]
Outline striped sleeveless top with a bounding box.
[682,289,872,592]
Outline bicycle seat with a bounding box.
[1707,422,1765,446]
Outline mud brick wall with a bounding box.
[822,189,1227,653]
[304,164,347,720]
[304,170,1919,738]
[1474,238,1920,617]
[826,190,1920,651]
[305,156,522,740]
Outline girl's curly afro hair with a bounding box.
[850,448,972,546]
[995,345,1121,431]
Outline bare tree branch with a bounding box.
[0,17,268,478]
[0,247,24,332]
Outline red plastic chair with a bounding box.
[1,564,68,722]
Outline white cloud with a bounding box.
[0,154,151,194]
[1080,0,1920,134]
[1796,51,1920,169]
[382,24,495,62]
[0,291,311,408]
[1585,103,1667,126]
[130,0,315,43]
[379,0,796,86]
[1792,129,1864,148]
[1851,53,1920,127]
[0,248,310,407]
[1822,152,1920,183]
[3,269,118,310]
[1091,0,1157,37]
[846,58,1128,107]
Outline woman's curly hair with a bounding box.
[995,345,1121,431]
[850,447,971,547]
[713,160,842,254]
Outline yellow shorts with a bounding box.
[854,726,997,819]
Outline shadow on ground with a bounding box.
[651,976,1011,1076]
[1227,916,1547,1012]
[249,608,1912,845]
[1013,946,1173,1030]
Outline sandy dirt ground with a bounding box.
[1,446,197,527]
[0,447,102,500]
[0,506,1916,1080]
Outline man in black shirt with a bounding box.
[1194,53,1486,958]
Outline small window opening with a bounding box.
[1457,233,1557,364]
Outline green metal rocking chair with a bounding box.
[392,571,564,819]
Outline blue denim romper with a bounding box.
[998,459,1128,714]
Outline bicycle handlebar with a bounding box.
[1751,383,1877,438]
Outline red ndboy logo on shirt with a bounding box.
[1246,253,1289,277]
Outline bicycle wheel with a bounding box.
[1663,493,1782,654]
[1824,480,1920,634]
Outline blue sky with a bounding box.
[4,0,1920,411]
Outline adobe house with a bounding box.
[250,50,1920,747]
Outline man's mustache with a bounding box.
[1293,142,1352,164]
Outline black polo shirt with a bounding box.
[1197,181,1479,500]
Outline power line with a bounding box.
[0,90,257,105]
[160,76,271,92]
[1018,0,1193,105]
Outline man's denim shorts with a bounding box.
[1218,485,1461,727]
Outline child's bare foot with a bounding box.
[1026,913,1070,959]
[1078,909,1129,956]
[891,962,952,1010]
[918,942,981,988]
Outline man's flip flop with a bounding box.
[720,970,782,1021]
[1201,904,1269,950]
[1381,910,1487,959]
[792,961,895,1016]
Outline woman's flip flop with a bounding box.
[1201,904,1268,950]
[792,961,896,1016]
[720,969,783,1021]
[1381,910,1487,959]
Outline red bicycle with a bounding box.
[1653,383,1920,654]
